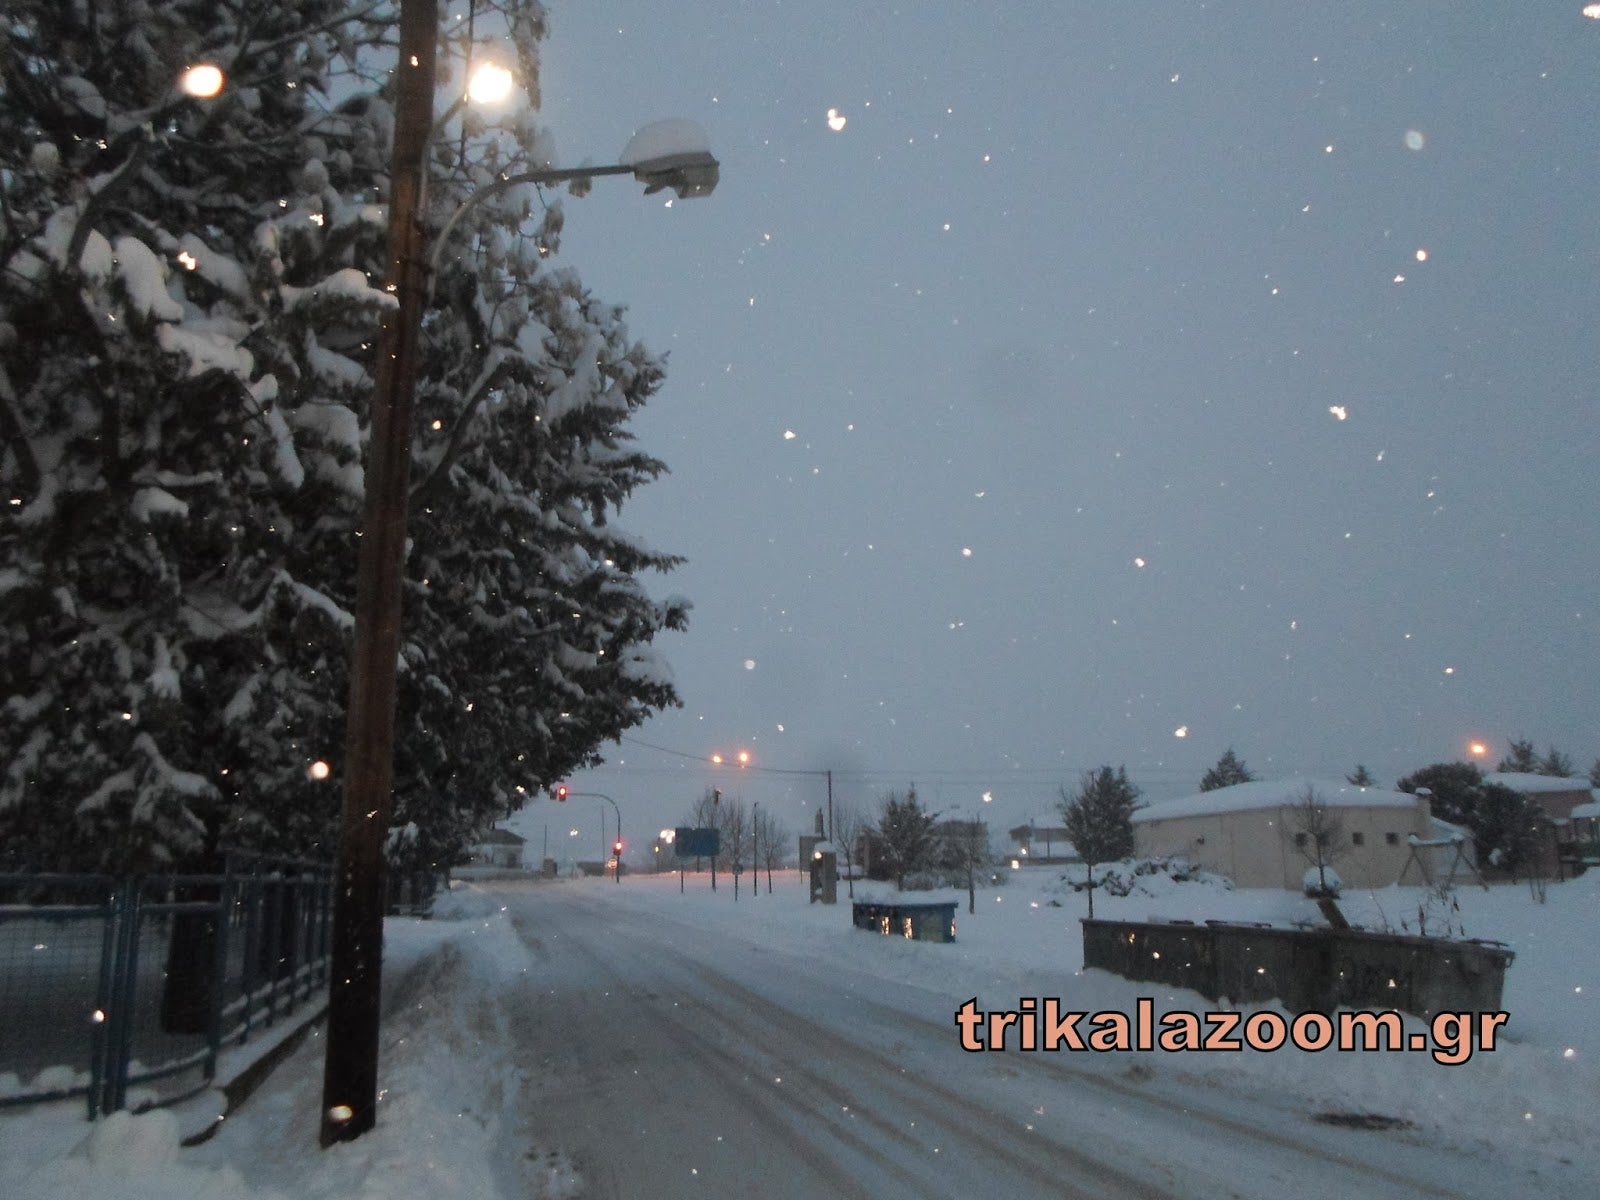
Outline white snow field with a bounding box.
[3,865,1595,1199]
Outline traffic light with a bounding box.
[554,785,568,802]
[613,840,623,856]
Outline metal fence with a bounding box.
[0,852,333,1120]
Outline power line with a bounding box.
[613,734,1200,786]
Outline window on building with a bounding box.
[1385,832,1399,846]
[1351,831,1365,846]
[1294,832,1308,848]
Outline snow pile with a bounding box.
[5,1109,282,1200]
[1052,855,1235,900]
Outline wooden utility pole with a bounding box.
[320,0,437,1147]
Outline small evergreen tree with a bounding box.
[1590,758,1600,789]
[1346,764,1376,787]
[875,786,937,891]
[1200,748,1255,792]
[1058,766,1139,917]
[1396,762,1484,829]
[1539,746,1575,778]
[1474,783,1545,879]
[1496,739,1540,774]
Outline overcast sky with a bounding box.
[515,2,1598,849]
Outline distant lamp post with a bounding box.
[321,0,716,1147]
[567,792,622,883]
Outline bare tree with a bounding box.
[756,810,789,893]
[722,797,750,901]
[1285,785,1349,896]
[832,804,867,898]
[940,818,994,914]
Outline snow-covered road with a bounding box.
[477,880,1561,1199]
[9,871,1591,1198]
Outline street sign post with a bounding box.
[674,826,721,892]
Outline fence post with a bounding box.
[103,879,142,1115]
[204,865,235,1082]
[239,866,260,1044]
[86,878,119,1121]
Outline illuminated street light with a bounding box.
[465,62,514,105]
[179,64,224,98]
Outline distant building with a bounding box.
[1484,773,1596,823]
[469,827,526,869]
[1132,778,1431,890]
[1006,821,1078,863]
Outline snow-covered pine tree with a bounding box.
[0,1,378,871]
[1057,766,1139,917]
[875,786,936,891]
[1537,745,1574,778]
[1199,747,1254,792]
[1,1,688,872]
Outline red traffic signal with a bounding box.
[613,840,623,855]
[554,785,568,802]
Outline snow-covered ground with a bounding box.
[2,864,1594,1198]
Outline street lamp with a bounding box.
[567,792,622,883]
[428,146,718,281]
[322,0,715,1146]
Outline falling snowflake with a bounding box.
[827,108,847,132]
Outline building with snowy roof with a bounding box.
[1483,773,1597,823]
[1131,778,1432,890]
[468,827,526,870]
[1006,820,1078,863]
[1487,774,1600,873]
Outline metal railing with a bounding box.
[0,852,332,1119]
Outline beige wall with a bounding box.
[1134,800,1431,890]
